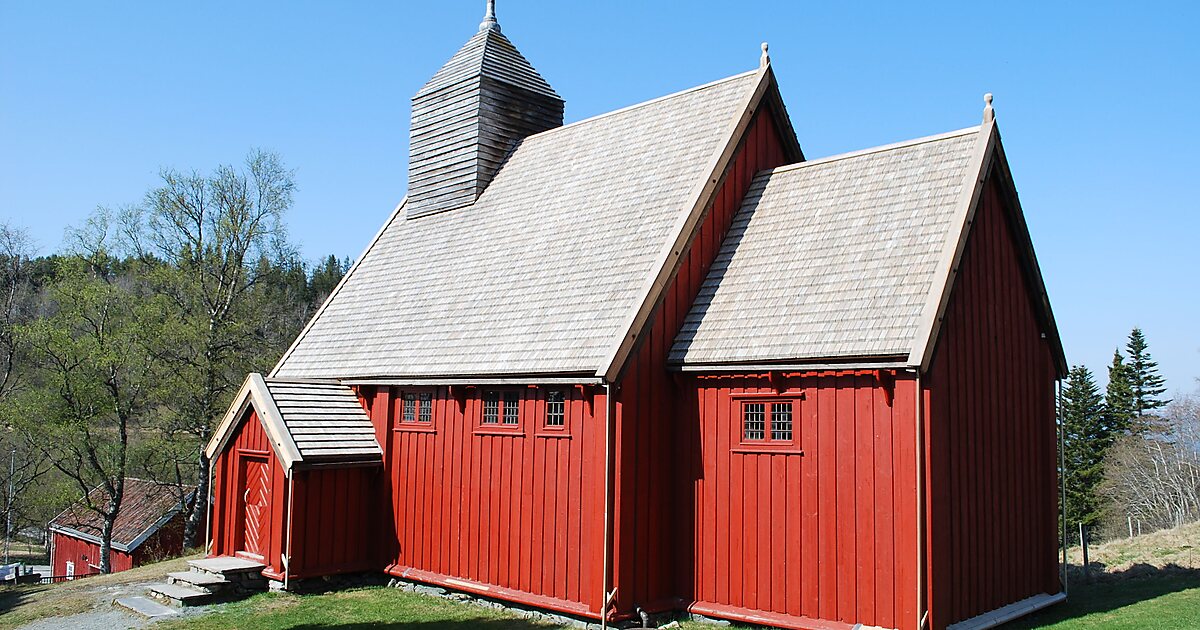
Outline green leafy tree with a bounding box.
[124,149,297,547]
[1126,328,1170,422]
[11,257,177,572]
[1104,349,1136,434]
[1061,365,1110,537]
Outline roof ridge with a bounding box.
[522,69,759,142]
[765,125,981,175]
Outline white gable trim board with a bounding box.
[908,120,998,371]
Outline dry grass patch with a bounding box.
[1067,520,1200,573]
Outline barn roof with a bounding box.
[670,128,981,367]
[204,374,383,471]
[272,70,771,380]
[48,478,190,553]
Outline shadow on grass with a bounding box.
[0,583,49,613]
[1003,563,1200,628]
[283,621,554,630]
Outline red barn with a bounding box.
[49,478,191,577]
[206,5,1067,629]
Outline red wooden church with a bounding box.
[206,4,1067,629]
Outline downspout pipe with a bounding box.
[1057,379,1068,596]
[915,370,927,630]
[285,469,295,591]
[600,381,616,630]
[205,454,215,556]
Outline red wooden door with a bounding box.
[237,454,271,560]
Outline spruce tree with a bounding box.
[1125,327,1170,420]
[1104,349,1135,434]
[1061,365,1109,535]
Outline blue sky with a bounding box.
[1,1,1197,393]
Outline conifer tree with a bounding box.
[1104,349,1136,434]
[1061,365,1109,534]
[1126,327,1170,420]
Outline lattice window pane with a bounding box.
[771,402,793,441]
[402,393,417,422]
[418,392,433,423]
[483,391,500,424]
[503,391,521,424]
[546,390,565,427]
[743,402,765,441]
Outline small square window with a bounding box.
[545,390,566,427]
[742,400,796,446]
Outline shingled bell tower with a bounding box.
[406,0,564,219]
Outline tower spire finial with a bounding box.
[480,0,500,33]
[983,92,994,124]
[760,42,770,68]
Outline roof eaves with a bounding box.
[49,524,130,552]
[672,357,910,373]
[597,65,775,383]
[339,373,603,386]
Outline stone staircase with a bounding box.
[115,556,268,617]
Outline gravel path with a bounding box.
[17,608,149,630]
[14,580,211,630]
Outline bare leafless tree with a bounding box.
[1102,396,1200,535]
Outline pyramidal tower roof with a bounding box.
[406,0,564,219]
[415,2,559,101]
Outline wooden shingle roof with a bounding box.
[670,128,981,367]
[204,374,382,470]
[273,71,763,379]
[49,478,189,552]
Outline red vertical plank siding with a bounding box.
[923,170,1061,629]
[683,373,921,630]
[609,105,791,619]
[377,384,605,619]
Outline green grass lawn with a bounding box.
[1004,569,1200,629]
[157,587,559,630]
[151,569,1200,630]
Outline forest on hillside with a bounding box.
[0,150,349,572]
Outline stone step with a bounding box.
[187,556,266,578]
[146,581,214,607]
[167,570,231,594]
[114,595,180,619]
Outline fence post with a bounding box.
[1128,514,1133,539]
[1079,522,1091,583]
